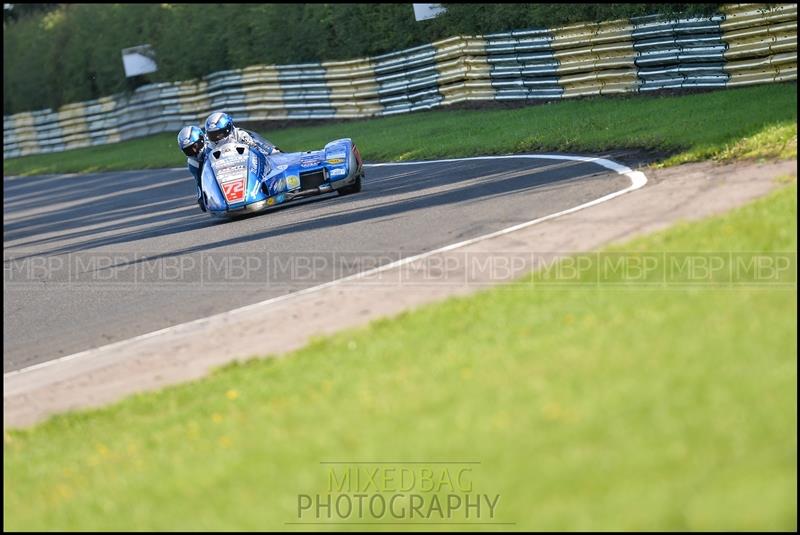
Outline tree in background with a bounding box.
[3,3,58,25]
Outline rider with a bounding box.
[204,111,281,155]
[177,125,208,212]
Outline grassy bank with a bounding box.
[4,82,797,177]
[4,178,796,530]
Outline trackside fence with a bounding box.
[3,3,796,159]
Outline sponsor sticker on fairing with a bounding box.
[215,164,247,183]
[300,158,320,167]
[330,168,347,177]
[326,152,346,164]
[287,175,300,189]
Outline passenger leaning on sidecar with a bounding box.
[177,125,208,212]
[204,111,281,155]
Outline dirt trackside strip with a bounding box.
[3,159,796,428]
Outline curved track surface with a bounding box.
[4,154,634,372]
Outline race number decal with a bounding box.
[222,180,245,203]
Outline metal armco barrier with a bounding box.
[3,3,796,159]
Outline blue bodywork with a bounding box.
[199,138,363,218]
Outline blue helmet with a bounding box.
[177,126,205,158]
[205,111,234,143]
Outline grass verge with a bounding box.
[3,82,797,176]
[4,179,796,530]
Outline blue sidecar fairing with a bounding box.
[200,138,364,218]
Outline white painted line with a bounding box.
[4,154,647,378]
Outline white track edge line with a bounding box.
[4,154,647,378]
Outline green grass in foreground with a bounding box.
[4,82,797,176]
[4,181,796,530]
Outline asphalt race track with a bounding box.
[4,154,634,372]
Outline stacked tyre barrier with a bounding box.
[3,3,796,159]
